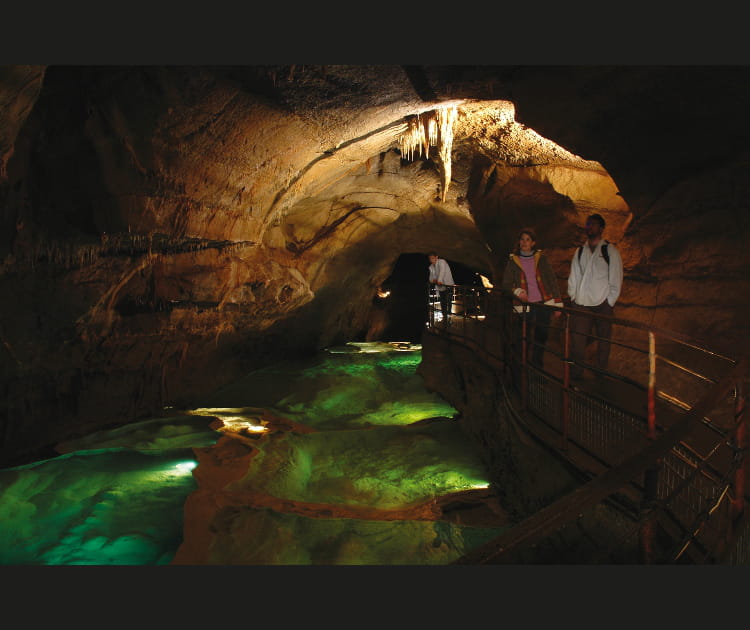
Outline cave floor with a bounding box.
[173,341,512,564]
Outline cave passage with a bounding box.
[368,253,485,343]
[0,342,508,565]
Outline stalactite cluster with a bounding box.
[397,105,458,202]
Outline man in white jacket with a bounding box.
[428,252,455,325]
[567,213,623,380]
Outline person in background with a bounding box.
[566,213,623,381]
[501,228,563,368]
[427,252,455,325]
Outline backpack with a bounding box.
[578,240,609,266]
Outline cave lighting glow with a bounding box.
[173,460,198,474]
[137,459,200,482]
[184,407,268,432]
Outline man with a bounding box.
[566,213,623,380]
[427,252,455,325]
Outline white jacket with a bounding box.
[567,240,623,307]
[428,258,454,291]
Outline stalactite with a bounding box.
[422,116,432,158]
[428,117,438,150]
[437,105,458,202]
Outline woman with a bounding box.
[501,228,563,369]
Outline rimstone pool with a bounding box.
[0,341,509,565]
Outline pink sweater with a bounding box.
[519,254,542,302]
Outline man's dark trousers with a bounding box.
[438,287,452,323]
[569,299,614,379]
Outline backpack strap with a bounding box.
[578,241,610,265]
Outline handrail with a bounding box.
[453,358,747,564]
[428,283,739,415]
[426,282,748,563]
[432,283,737,358]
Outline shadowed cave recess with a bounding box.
[1,65,750,564]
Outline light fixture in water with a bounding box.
[170,460,197,476]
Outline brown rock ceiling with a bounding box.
[1,65,749,466]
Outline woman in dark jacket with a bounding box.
[501,228,562,368]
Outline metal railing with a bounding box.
[426,284,748,563]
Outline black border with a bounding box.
[3,5,750,65]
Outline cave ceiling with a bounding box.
[1,65,628,277]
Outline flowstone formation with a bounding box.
[172,343,510,565]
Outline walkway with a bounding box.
[427,284,749,563]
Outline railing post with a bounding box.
[731,377,746,522]
[647,331,657,440]
[459,286,464,335]
[447,286,452,329]
[504,294,514,385]
[521,307,528,410]
[640,331,660,563]
[561,310,571,451]
[427,283,434,329]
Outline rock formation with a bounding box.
[1,65,749,467]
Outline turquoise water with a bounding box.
[0,342,506,565]
[0,417,219,565]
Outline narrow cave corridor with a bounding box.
[364,253,483,343]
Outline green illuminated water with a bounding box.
[229,421,490,509]
[0,342,507,565]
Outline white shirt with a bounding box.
[567,240,623,307]
[428,258,454,291]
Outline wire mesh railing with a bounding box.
[426,283,748,563]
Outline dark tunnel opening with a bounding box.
[366,253,483,343]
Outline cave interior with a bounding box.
[1,65,750,565]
